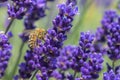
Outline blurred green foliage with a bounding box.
[0,0,120,80]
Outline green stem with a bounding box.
[29,70,38,80]
[112,60,115,71]
[5,18,14,34]
[73,71,77,79]
[10,42,25,79]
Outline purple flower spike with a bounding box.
[103,70,120,80]
[78,32,103,80]
[81,53,103,80]
[95,10,120,60]
[16,0,78,79]
[17,0,58,42]
[57,45,78,71]
[0,31,12,78]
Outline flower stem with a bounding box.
[11,42,25,79]
[29,70,38,80]
[5,18,14,34]
[112,60,115,71]
[73,71,77,79]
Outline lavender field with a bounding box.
[0,0,120,80]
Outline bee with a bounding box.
[25,28,47,49]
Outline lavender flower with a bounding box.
[57,45,78,70]
[36,74,42,80]
[17,41,44,79]
[79,32,94,53]
[8,0,53,42]
[7,0,25,19]
[103,70,120,80]
[16,0,78,79]
[95,10,120,60]
[18,0,57,42]
[81,53,103,80]
[2,0,120,80]
[56,32,103,80]
[18,50,36,78]
[0,31,12,78]
[18,0,47,42]
[7,0,52,20]
[23,0,46,30]
[51,70,62,79]
[56,45,80,79]
[106,23,120,60]
[8,0,44,19]
[95,10,117,42]
[79,32,103,80]
[75,32,95,72]
[93,10,120,80]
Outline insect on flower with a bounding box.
[24,28,47,49]
[28,28,47,49]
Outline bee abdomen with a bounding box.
[28,28,47,49]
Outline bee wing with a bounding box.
[23,30,33,36]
